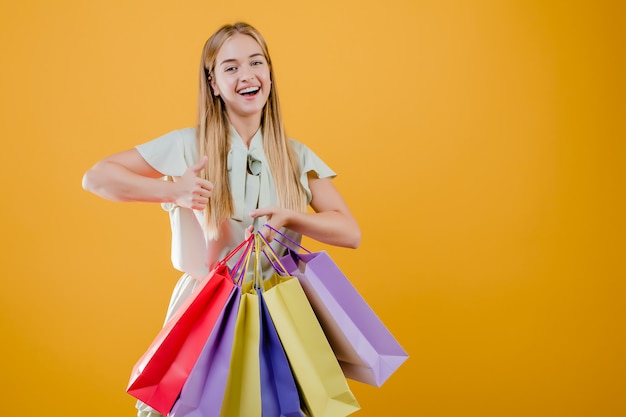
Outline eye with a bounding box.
[251,60,263,66]
[224,66,237,72]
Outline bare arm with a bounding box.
[250,172,361,248]
[82,149,212,210]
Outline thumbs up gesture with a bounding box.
[172,156,214,210]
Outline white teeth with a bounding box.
[239,87,259,94]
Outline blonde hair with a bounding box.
[197,22,306,239]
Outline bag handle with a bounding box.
[235,234,272,289]
[224,234,254,266]
[253,234,266,290]
[262,224,311,254]
[257,232,290,276]
[231,236,255,286]
[251,234,273,291]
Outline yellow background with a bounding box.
[1,0,624,416]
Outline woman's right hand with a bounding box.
[172,156,213,210]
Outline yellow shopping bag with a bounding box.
[260,238,360,417]
[220,252,262,416]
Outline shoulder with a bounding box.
[172,127,197,154]
[178,127,197,142]
[135,127,198,176]
[137,127,196,148]
[288,138,313,159]
[288,138,337,179]
[160,127,196,145]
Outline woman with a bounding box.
[82,22,360,417]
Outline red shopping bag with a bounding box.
[168,288,242,417]
[126,237,251,415]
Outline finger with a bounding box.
[192,194,209,207]
[195,180,213,197]
[189,156,208,174]
[249,206,271,219]
[196,188,212,198]
[202,180,214,193]
[260,224,276,242]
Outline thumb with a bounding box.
[189,156,208,175]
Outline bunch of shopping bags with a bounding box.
[127,227,408,416]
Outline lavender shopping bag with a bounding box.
[168,288,242,417]
[267,226,408,387]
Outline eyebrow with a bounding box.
[219,53,264,66]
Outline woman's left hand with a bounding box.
[249,205,291,241]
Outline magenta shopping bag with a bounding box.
[268,226,408,387]
[169,288,242,417]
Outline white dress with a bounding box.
[133,126,336,417]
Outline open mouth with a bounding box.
[238,86,260,96]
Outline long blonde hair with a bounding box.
[197,22,306,239]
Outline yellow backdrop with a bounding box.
[1,0,624,416]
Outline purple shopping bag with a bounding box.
[267,226,408,387]
[258,288,304,417]
[168,288,241,417]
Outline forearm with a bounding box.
[252,176,361,248]
[82,160,175,203]
[284,210,361,249]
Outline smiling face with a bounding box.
[210,33,272,126]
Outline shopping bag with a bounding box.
[258,236,360,417]
[220,234,302,417]
[127,237,251,416]
[263,275,360,417]
[220,280,262,417]
[268,225,409,387]
[258,287,304,417]
[168,287,242,417]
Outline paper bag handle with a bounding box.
[230,235,254,286]
[262,224,311,254]
[257,232,290,276]
[223,234,254,266]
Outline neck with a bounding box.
[228,113,262,147]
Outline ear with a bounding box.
[209,77,220,97]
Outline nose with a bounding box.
[240,67,254,82]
